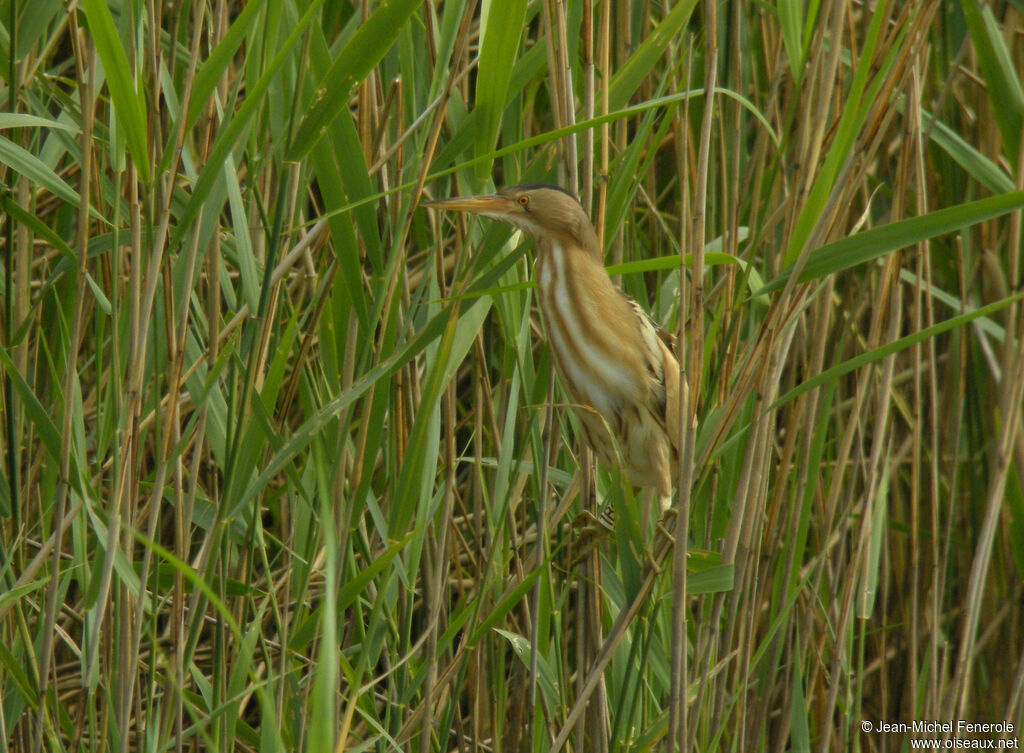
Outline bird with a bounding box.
[423,183,682,501]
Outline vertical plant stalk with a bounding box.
[553,1,578,195]
[582,447,610,752]
[415,13,478,727]
[551,510,678,753]
[37,25,96,749]
[3,0,20,550]
[669,1,716,750]
[541,0,576,191]
[164,5,212,748]
[595,0,610,249]
[906,58,932,720]
[418,379,458,753]
[581,0,594,212]
[911,64,928,718]
[611,2,628,271]
[951,130,1024,719]
[530,374,556,752]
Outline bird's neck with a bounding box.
[532,231,639,422]
[534,234,616,305]
[535,229,603,266]
[573,224,602,262]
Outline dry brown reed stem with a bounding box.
[39,26,95,749]
[7,0,1024,748]
[668,0,716,749]
[951,113,1024,722]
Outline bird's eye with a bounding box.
[518,195,529,207]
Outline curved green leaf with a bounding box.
[79,0,150,183]
[961,0,1024,164]
[0,114,80,133]
[288,0,424,160]
[185,0,267,133]
[771,287,1024,409]
[0,136,82,208]
[608,0,699,110]
[169,0,327,250]
[473,0,528,181]
[757,189,1024,296]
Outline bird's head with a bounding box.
[423,183,599,256]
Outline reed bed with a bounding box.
[1,0,1024,751]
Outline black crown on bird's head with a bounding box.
[501,182,579,201]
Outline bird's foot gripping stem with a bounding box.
[569,507,616,566]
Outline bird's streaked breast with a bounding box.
[536,241,641,419]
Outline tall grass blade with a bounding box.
[288,0,424,161]
[759,189,1024,295]
[77,0,150,182]
[473,0,529,181]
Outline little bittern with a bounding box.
[424,184,681,498]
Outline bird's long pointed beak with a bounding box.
[421,194,515,214]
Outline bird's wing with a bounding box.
[624,296,682,452]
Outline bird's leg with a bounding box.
[647,491,679,569]
[570,506,615,569]
[571,506,615,533]
[569,455,612,567]
[655,501,677,545]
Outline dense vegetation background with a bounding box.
[2,0,1024,750]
